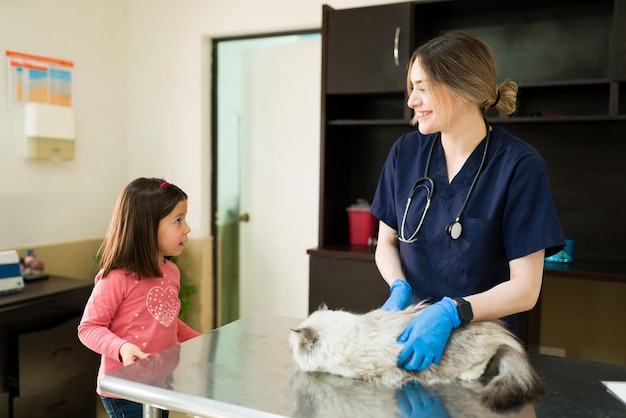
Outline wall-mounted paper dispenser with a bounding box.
[24,102,75,161]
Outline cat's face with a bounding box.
[289,308,356,373]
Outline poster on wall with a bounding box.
[5,50,74,110]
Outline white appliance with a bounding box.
[0,250,25,294]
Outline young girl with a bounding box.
[78,177,201,418]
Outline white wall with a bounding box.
[125,0,405,317]
[126,0,405,239]
[0,0,129,248]
[0,0,405,312]
[0,0,403,249]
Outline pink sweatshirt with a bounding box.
[78,259,200,396]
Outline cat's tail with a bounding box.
[480,345,546,410]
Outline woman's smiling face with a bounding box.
[407,58,467,135]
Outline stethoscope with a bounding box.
[397,120,491,243]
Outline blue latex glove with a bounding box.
[396,383,449,418]
[381,279,413,312]
[397,297,460,371]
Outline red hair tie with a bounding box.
[160,181,169,189]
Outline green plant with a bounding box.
[170,256,198,321]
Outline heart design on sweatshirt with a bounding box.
[146,286,180,327]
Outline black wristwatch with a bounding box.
[453,297,474,326]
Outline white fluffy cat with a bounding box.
[289,303,546,411]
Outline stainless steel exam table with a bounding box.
[101,314,626,418]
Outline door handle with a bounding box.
[239,213,250,222]
[393,27,401,66]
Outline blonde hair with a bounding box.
[407,31,517,117]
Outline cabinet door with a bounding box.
[11,315,98,417]
[13,315,98,397]
[0,311,7,394]
[0,311,7,418]
[12,370,95,418]
[309,254,388,313]
[324,3,413,94]
[615,0,626,80]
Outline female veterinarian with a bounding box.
[371,31,565,372]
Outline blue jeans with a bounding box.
[100,396,169,418]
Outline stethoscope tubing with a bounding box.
[399,177,433,243]
[397,120,491,243]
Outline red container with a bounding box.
[346,207,377,245]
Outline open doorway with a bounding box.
[211,31,321,327]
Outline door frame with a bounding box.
[210,29,319,328]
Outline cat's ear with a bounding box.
[292,327,317,349]
[317,302,329,311]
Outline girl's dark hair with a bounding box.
[99,177,187,279]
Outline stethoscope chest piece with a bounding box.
[445,220,463,240]
[398,119,491,243]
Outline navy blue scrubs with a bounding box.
[371,126,565,332]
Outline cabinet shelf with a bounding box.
[326,78,626,126]
[517,78,613,89]
[490,115,626,124]
[416,0,615,83]
[329,115,626,126]
[308,246,375,261]
[327,119,411,126]
[309,247,626,283]
[544,259,626,283]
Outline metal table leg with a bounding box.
[143,404,161,418]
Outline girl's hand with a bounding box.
[119,342,149,366]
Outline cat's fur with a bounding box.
[289,303,546,410]
[290,371,535,418]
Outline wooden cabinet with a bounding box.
[412,0,626,119]
[311,3,418,316]
[308,249,389,313]
[309,0,626,344]
[324,3,413,94]
[0,312,7,416]
[318,3,416,253]
[0,277,97,418]
[11,315,97,418]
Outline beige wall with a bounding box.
[11,239,102,281]
[172,237,214,333]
